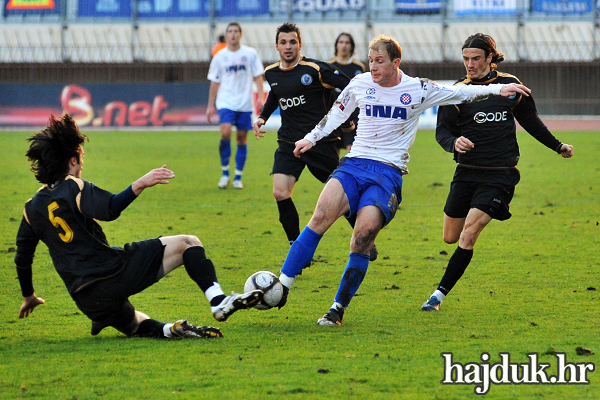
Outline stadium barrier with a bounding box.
[0,61,598,127]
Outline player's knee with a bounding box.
[443,233,459,244]
[236,132,248,144]
[351,228,377,253]
[273,189,290,202]
[220,128,232,141]
[458,229,477,248]
[310,206,333,228]
[181,235,202,249]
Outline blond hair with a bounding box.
[369,35,402,62]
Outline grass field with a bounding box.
[0,129,598,399]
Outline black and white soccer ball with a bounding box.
[244,271,283,310]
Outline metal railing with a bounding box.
[0,0,599,63]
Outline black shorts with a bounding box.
[444,165,520,221]
[72,238,165,327]
[338,130,357,149]
[272,140,341,183]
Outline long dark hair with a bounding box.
[462,33,505,70]
[26,114,87,184]
[334,32,355,56]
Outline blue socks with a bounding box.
[280,226,322,280]
[234,144,247,181]
[279,228,370,311]
[219,140,231,176]
[334,253,370,307]
[220,140,246,180]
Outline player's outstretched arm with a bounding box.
[19,293,45,319]
[131,165,175,195]
[293,139,314,157]
[559,143,574,158]
[500,83,531,98]
[253,118,266,140]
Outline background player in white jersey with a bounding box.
[207,22,264,189]
[274,34,531,326]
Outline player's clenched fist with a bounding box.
[293,139,314,157]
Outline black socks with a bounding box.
[438,246,474,295]
[136,319,167,338]
[277,198,300,243]
[182,246,218,292]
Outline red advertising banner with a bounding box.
[0,83,211,127]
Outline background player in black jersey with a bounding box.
[421,33,574,311]
[329,32,366,152]
[14,114,262,338]
[253,23,377,261]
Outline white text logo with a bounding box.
[279,95,306,110]
[442,352,594,395]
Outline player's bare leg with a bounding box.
[158,235,262,322]
[422,209,492,311]
[442,214,466,244]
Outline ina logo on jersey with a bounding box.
[365,104,407,120]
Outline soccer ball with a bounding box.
[244,271,283,310]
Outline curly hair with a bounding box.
[25,114,88,184]
[462,33,505,70]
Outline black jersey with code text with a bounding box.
[260,56,351,143]
[436,71,562,167]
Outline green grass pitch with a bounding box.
[0,129,598,399]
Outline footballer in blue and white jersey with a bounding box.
[305,72,504,174]
[276,34,532,327]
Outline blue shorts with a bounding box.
[217,109,252,130]
[329,157,403,226]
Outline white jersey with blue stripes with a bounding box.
[305,71,503,173]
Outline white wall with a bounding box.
[0,21,597,63]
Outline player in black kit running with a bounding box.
[421,33,574,311]
[253,23,377,262]
[14,114,262,338]
[328,32,366,152]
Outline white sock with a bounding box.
[332,302,345,312]
[205,282,225,304]
[432,290,446,302]
[163,323,174,338]
[279,273,295,289]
